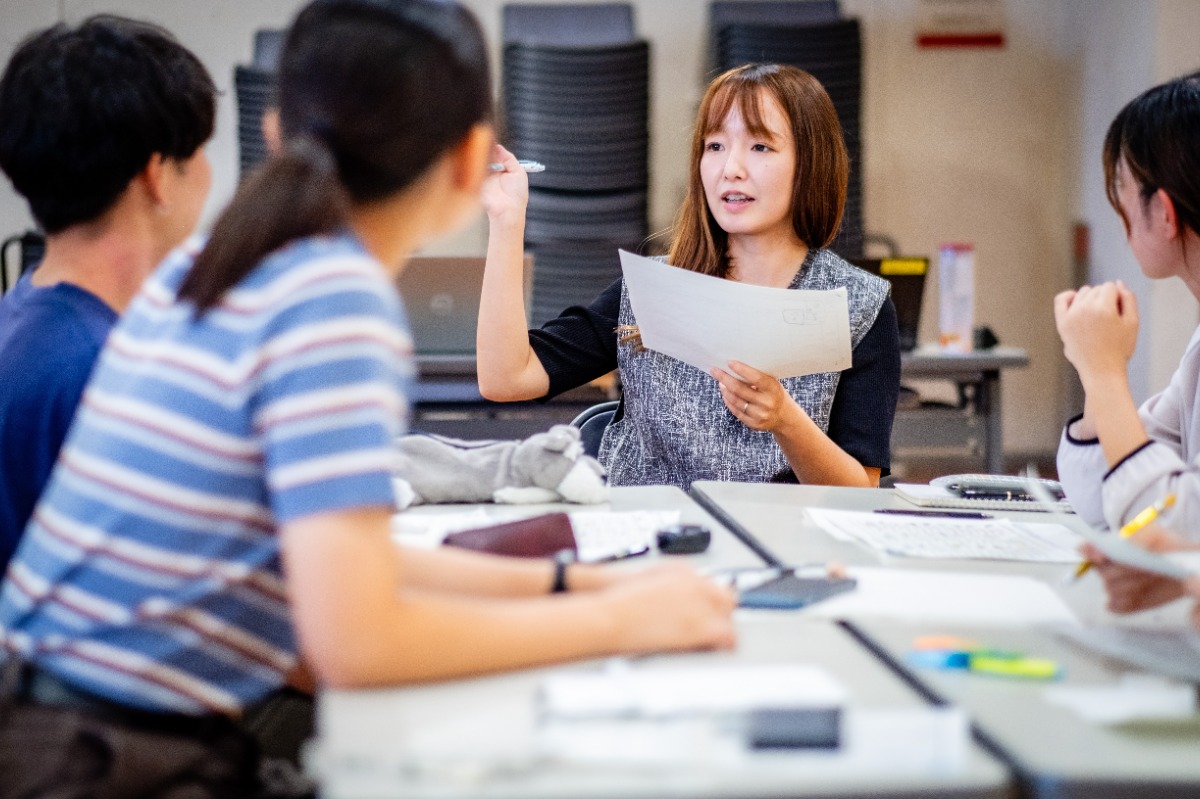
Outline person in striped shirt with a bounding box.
[0,1,736,794]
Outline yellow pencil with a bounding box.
[1073,493,1177,579]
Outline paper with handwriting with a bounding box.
[619,250,852,378]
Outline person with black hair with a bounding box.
[0,15,215,572]
[0,2,735,795]
[1056,72,1200,540]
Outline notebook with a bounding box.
[395,255,533,375]
[852,257,927,352]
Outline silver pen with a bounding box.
[489,159,545,173]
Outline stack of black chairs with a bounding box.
[233,29,285,180]
[502,4,649,326]
[711,2,865,260]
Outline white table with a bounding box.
[312,618,1010,799]
[310,486,1012,798]
[689,481,1200,799]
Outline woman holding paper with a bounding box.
[480,64,900,490]
[1056,73,1200,539]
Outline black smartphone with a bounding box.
[738,574,857,609]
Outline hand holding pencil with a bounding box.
[1073,493,1176,580]
[1082,522,1200,620]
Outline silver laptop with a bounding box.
[396,256,532,376]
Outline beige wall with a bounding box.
[849,0,1073,454]
[0,0,1176,460]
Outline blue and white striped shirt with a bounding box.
[0,233,412,714]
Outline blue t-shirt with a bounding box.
[0,273,116,572]
[0,234,412,714]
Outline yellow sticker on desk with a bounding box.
[880,258,928,276]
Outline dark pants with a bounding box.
[0,660,260,799]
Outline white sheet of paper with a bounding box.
[1043,675,1197,725]
[541,662,846,719]
[800,567,1079,626]
[619,249,852,378]
[805,508,1082,563]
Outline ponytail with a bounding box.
[178,136,349,315]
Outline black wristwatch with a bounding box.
[551,548,576,593]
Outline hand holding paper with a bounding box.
[1081,524,1200,617]
[711,360,795,431]
[619,250,852,379]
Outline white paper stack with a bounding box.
[540,662,847,719]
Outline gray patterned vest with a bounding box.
[597,248,889,489]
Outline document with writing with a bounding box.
[619,250,852,378]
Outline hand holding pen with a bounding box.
[489,159,545,173]
[481,145,533,221]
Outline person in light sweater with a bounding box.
[1057,72,1200,539]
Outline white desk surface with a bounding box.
[855,620,1200,799]
[312,618,1009,799]
[313,486,1011,798]
[689,480,1157,625]
[393,484,767,572]
[690,481,1200,799]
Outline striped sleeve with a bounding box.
[251,265,410,522]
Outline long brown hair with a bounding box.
[178,0,491,315]
[668,64,847,278]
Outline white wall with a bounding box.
[0,0,59,239]
[0,0,1168,460]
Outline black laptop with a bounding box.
[851,257,928,352]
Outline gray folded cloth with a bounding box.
[393,424,608,508]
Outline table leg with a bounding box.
[979,370,1004,474]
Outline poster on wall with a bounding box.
[916,0,1006,48]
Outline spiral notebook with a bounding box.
[894,482,1074,513]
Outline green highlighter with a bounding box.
[909,636,1062,680]
[967,653,1061,680]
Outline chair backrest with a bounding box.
[234,65,275,178]
[571,400,620,459]
[503,3,635,46]
[708,0,840,74]
[711,0,840,28]
[252,28,285,72]
[0,230,44,295]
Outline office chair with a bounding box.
[234,65,274,178]
[503,3,635,47]
[707,0,841,74]
[570,400,620,459]
[252,28,285,72]
[0,230,44,295]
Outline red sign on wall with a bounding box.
[916,0,1007,48]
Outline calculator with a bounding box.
[932,474,1065,501]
